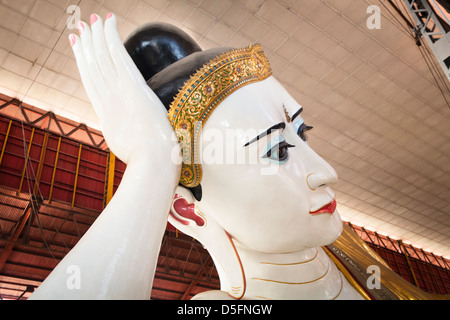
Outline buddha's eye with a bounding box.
[293,116,313,141]
[262,137,295,163]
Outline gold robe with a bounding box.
[324,225,448,300]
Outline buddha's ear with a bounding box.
[168,186,206,233]
[168,185,246,299]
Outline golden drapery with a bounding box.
[324,225,448,300]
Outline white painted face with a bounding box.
[197,76,343,253]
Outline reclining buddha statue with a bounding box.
[29,13,442,300]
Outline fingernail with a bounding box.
[106,12,113,20]
[90,14,98,25]
[68,34,76,47]
[77,21,85,34]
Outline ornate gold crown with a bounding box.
[168,44,272,188]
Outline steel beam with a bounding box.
[403,0,450,81]
[180,256,212,300]
[399,240,420,287]
[0,196,41,272]
[32,132,49,196]
[17,128,35,196]
[0,99,105,149]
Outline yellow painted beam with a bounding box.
[17,128,35,196]
[0,119,12,167]
[48,137,61,203]
[399,240,420,288]
[71,144,82,208]
[33,132,49,195]
[105,151,115,206]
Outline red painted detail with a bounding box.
[309,199,337,215]
[171,195,205,226]
[169,210,189,225]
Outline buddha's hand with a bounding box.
[69,13,180,165]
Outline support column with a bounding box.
[32,132,49,196]
[17,128,35,196]
[0,119,12,167]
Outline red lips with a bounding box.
[309,199,337,215]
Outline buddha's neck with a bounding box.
[232,244,364,300]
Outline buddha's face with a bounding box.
[197,76,343,253]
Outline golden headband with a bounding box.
[168,44,272,188]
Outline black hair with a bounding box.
[125,23,233,201]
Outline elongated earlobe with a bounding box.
[169,194,205,227]
[168,187,246,299]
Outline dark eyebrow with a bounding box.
[243,122,286,147]
[291,107,303,122]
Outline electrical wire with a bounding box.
[14,0,83,259]
[378,0,450,111]
[380,0,414,35]
[418,40,450,106]
[397,0,450,108]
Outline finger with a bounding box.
[90,14,118,88]
[103,13,169,114]
[103,13,147,88]
[69,33,104,120]
[77,21,110,100]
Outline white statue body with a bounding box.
[29,14,363,300]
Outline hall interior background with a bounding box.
[0,0,449,299]
[0,97,448,299]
